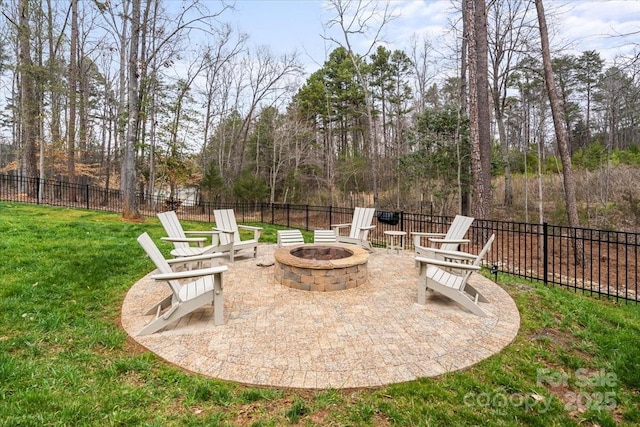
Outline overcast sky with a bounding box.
[228,0,640,75]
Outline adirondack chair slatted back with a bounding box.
[473,234,495,267]
[157,211,189,250]
[314,229,337,244]
[461,234,495,284]
[277,229,304,247]
[137,232,183,301]
[214,209,240,246]
[350,207,375,240]
[441,215,474,251]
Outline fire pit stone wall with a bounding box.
[274,244,369,292]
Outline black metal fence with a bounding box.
[1,173,638,303]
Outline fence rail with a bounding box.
[1,174,637,303]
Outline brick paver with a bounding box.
[121,245,520,389]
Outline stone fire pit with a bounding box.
[273,244,369,291]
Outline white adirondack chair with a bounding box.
[313,229,337,244]
[413,215,474,264]
[277,229,304,247]
[213,209,262,262]
[136,232,227,335]
[414,233,495,317]
[331,207,376,251]
[157,210,223,259]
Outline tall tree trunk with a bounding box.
[467,0,492,220]
[46,0,61,147]
[68,0,77,190]
[35,10,45,202]
[18,0,38,192]
[115,0,129,191]
[458,1,470,216]
[122,0,142,220]
[496,110,513,205]
[535,0,583,261]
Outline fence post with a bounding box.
[400,211,405,231]
[543,222,549,286]
[286,203,290,227]
[329,206,333,229]
[86,185,90,209]
[305,205,309,231]
[260,202,264,224]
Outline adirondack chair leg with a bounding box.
[213,274,224,326]
[464,283,489,303]
[459,294,488,317]
[138,312,171,336]
[415,234,494,317]
[426,277,488,317]
[145,295,173,315]
[417,276,427,305]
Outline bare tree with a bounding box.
[45,0,65,149]
[488,0,535,207]
[535,0,584,265]
[95,0,232,219]
[325,0,396,208]
[236,46,303,176]
[409,33,437,116]
[535,0,580,230]
[199,25,246,180]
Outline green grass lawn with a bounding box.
[0,202,638,426]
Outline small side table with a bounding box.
[384,230,407,254]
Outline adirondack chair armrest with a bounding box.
[213,227,234,234]
[238,225,263,240]
[213,227,235,235]
[213,227,236,245]
[411,232,446,246]
[184,230,220,245]
[411,232,446,238]
[419,247,477,261]
[238,225,262,231]
[331,223,351,229]
[330,223,351,237]
[414,256,481,271]
[358,225,376,231]
[151,265,228,281]
[428,237,470,245]
[161,236,206,244]
[165,251,226,265]
[184,230,220,236]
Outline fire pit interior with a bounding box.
[290,246,352,261]
[274,244,369,292]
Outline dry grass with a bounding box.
[492,166,640,231]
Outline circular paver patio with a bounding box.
[121,244,520,389]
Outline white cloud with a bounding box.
[548,1,640,62]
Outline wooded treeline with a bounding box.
[1,0,639,224]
